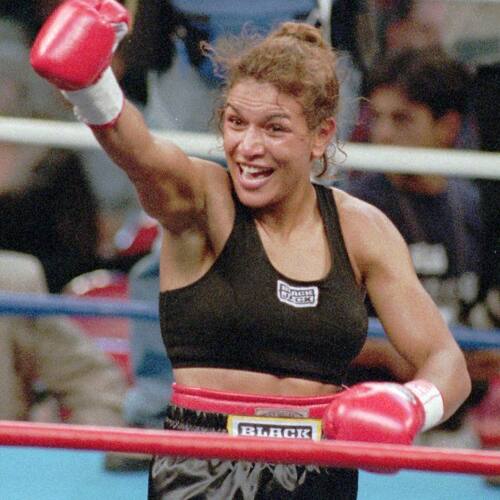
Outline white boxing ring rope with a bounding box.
[1,116,499,180]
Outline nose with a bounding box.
[370,117,395,145]
[238,126,265,158]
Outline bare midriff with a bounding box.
[174,367,342,397]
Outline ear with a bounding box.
[436,111,461,147]
[311,118,336,159]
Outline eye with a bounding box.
[392,112,412,125]
[267,123,288,134]
[226,114,245,128]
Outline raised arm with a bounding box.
[91,101,207,229]
[30,0,217,230]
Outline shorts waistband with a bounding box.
[171,383,342,419]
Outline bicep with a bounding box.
[342,197,470,416]
[363,215,454,369]
[364,236,471,417]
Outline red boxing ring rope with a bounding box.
[1,421,499,476]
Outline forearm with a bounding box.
[366,264,471,422]
[412,345,471,422]
[92,99,159,177]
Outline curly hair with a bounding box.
[204,22,341,178]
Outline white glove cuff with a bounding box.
[62,68,124,127]
[405,379,444,432]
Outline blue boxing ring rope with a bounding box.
[1,290,499,350]
[0,291,158,321]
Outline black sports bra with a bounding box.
[159,183,368,385]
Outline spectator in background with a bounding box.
[0,251,127,426]
[345,47,499,434]
[0,2,142,255]
[349,0,480,149]
[383,0,445,54]
[347,47,481,326]
[0,17,103,292]
[0,16,151,287]
[437,0,500,332]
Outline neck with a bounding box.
[253,182,318,237]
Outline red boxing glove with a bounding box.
[30,0,129,126]
[322,380,444,445]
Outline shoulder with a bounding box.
[331,187,399,238]
[192,158,233,199]
[330,187,410,281]
[192,157,228,177]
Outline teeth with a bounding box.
[240,164,271,177]
[240,164,262,175]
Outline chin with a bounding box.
[233,185,273,209]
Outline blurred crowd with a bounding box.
[0,0,498,475]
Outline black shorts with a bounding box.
[148,404,358,500]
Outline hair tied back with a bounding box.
[273,22,326,49]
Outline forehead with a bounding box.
[370,85,429,116]
[226,79,304,118]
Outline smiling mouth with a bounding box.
[238,163,274,179]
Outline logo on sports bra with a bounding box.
[277,280,319,308]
